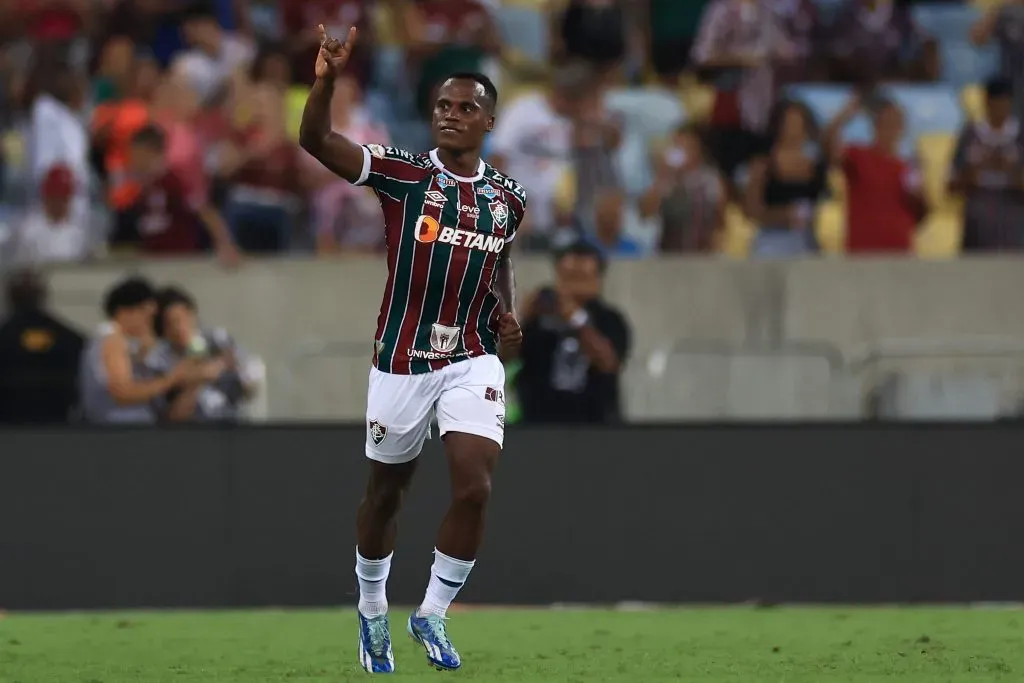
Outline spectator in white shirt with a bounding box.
[489,63,593,249]
[14,165,90,265]
[172,1,255,106]
[27,58,90,229]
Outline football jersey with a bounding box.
[355,145,527,374]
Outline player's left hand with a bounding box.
[497,313,522,361]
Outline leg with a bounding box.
[355,366,436,674]
[408,356,505,670]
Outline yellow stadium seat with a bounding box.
[679,73,716,124]
[722,202,754,257]
[915,207,963,258]
[917,132,958,210]
[827,168,846,201]
[285,86,309,142]
[814,199,846,254]
[1,130,24,168]
[961,83,985,123]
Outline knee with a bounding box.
[362,478,406,518]
[452,472,492,508]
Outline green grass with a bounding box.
[2,607,1024,682]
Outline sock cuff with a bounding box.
[355,548,393,582]
[432,547,475,584]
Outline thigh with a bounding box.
[436,355,506,448]
[365,366,438,464]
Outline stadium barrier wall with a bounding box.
[36,257,1024,420]
[2,425,1023,610]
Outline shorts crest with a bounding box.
[368,419,388,446]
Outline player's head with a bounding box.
[431,72,498,153]
[985,77,1014,127]
[871,98,903,151]
[103,276,157,336]
[180,1,221,52]
[129,125,167,177]
[553,239,606,303]
[155,286,198,349]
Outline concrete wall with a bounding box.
[40,256,1024,420]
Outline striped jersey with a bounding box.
[355,145,527,375]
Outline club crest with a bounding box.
[368,419,388,446]
[489,201,508,230]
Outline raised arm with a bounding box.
[298,25,366,183]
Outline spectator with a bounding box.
[691,0,795,181]
[949,78,1024,252]
[516,240,630,424]
[827,0,938,84]
[825,93,925,254]
[489,63,589,249]
[79,276,207,424]
[646,0,712,85]
[744,100,826,257]
[640,124,726,253]
[13,165,91,264]
[26,57,90,228]
[555,0,628,75]
[171,0,255,106]
[17,0,96,68]
[586,190,643,258]
[149,285,260,422]
[0,269,85,424]
[570,76,623,232]
[404,0,502,120]
[280,0,374,88]
[972,0,1024,122]
[215,87,302,253]
[300,74,389,254]
[129,125,241,264]
[768,0,825,84]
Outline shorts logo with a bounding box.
[477,184,498,200]
[484,387,504,404]
[430,323,461,353]
[437,174,456,190]
[496,414,505,429]
[368,419,388,446]
[367,144,386,159]
[489,201,508,231]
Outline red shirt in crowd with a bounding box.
[19,0,82,42]
[231,126,301,195]
[843,145,921,253]
[136,171,205,255]
[280,0,373,86]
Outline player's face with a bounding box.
[432,79,494,152]
[162,303,197,349]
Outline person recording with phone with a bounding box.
[514,241,630,424]
[147,286,261,422]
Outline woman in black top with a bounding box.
[744,99,828,257]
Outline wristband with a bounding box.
[569,309,589,329]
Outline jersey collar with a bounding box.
[429,148,485,183]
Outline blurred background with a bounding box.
[1,0,1024,426]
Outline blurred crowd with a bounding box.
[0,0,1021,269]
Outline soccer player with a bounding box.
[299,26,526,674]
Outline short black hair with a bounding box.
[443,71,499,112]
[131,124,166,151]
[180,0,217,22]
[553,239,607,274]
[154,286,197,338]
[5,269,47,313]
[986,77,1013,99]
[103,276,156,318]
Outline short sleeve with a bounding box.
[597,307,631,366]
[354,144,429,195]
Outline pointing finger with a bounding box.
[318,24,326,44]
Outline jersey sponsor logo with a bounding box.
[413,215,506,253]
[368,419,388,446]
[489,201,508,231]
[367,144,386,159]
[437,174,456,189]
[476,184,498,200]
[484,387,505,404]
[407,348,469,360]
[430,323,461,353]
[461,204,481,216]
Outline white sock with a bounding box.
[356,548,392,618]
[418,548,475,617]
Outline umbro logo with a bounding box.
[425,191,447,203]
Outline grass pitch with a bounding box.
[2,606,1023,682]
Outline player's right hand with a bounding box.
[315,24,357,80]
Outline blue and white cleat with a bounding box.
[358,612,395,673]
[407,611,461,671]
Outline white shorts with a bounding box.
[365,355,506,463]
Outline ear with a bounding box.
[486,115,495,133]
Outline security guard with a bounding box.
[0,269,86,423]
